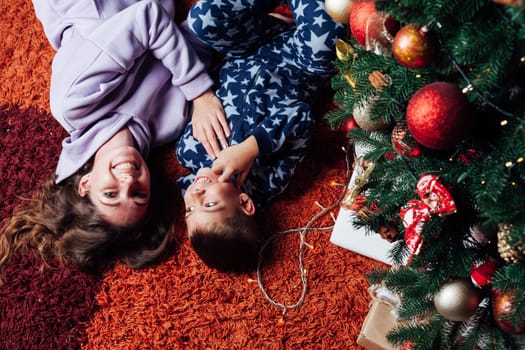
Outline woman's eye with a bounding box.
[185,206,195,213]
[134,192,148,199]
[104,192,117,198]
[204,202,217,208]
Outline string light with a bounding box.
[314,201,326,210]
[462,84,473,93]
[500,119,508,126]
[255,146,354,314]
[505,161,513,168]
[302,240,314,250]
[436,24,525,123]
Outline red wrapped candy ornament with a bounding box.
[400,174,457,262]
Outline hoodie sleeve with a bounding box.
[89,0,213,101]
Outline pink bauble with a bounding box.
[406,82,473,150]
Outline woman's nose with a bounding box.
[119,174,134,183]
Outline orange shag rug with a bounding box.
[0,1,384,349]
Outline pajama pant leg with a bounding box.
[264,0,346,77]
[187,0,291,57]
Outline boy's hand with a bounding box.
[212,136,259,188]
[191,89,230,159]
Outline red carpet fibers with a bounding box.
[0,1,384,349]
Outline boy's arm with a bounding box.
[212,136,259,187]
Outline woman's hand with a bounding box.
[212,136,259,187]
[191,89,230,159]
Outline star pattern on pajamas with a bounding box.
[176,0,346,207]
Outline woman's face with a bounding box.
[79,146,151,227]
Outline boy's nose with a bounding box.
[191,187,205,196]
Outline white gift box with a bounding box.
[330,142,394,265]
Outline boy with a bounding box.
[176,0,346,271]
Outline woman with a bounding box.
[0,0,230,281]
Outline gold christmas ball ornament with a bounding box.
[497,223,525,264]
[392,24,437,69]
[433,278,481,321]
[325,0,352,23]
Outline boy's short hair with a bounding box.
[189,211,259,272]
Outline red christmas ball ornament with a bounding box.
[492,289,525,334]
[392,24,437,69]
[349,1,398,47]
[342,117,358,132]
[325,0,351,24]
[406,82,473,150]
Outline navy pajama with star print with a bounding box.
[175,0,346,208]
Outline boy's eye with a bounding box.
[186,206,195,213]
[104,191,117,198]
[204,202,217,208]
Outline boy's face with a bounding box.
[183,168,249,235]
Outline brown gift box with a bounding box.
[357,300,398,350]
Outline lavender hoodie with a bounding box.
[32,0,214,183]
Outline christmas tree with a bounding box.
[324,0,525,348]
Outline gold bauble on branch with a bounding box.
[433,278,481,321]
[325,0,351,23]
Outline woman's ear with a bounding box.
[78,173,91,197]
[239,193,256,216]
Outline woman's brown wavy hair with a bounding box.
[0,158,175,285]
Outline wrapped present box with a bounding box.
[330,143,395,265]
[357,300,399,350]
